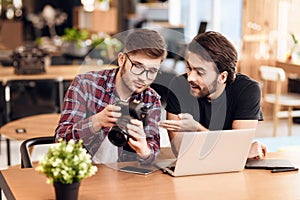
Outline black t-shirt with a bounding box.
[165,73,263,130]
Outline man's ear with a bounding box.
[118,52,126,67]
[219,71,228,83]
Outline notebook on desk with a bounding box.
[155,129,256,177]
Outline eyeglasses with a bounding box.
[125,53,159,80]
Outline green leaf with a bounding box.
[291,33,298,45]
[62,27,90,43]
[36,139,97,184]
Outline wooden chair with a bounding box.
[260,65,300,137]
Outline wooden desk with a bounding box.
[0,65,115,84]
[0,113,60,141]
[0,113,60,166]
[0,65,79,123]
[0,65,79,84]
[276,60,300,77]
[1,151,300,200]
[0,64,116,115]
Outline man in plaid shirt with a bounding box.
[55,29,167,164]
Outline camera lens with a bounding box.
[108,126,129,147]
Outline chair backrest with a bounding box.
[260,65,286,82]
[259,65,287,100]
[20,136,55,168]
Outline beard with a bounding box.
[189,78,218,98]
[119,62,148,94]
[120,62,134,93]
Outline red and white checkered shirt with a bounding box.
[55,68,161,164]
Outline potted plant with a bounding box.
[61,27,91,57]
[36,139,97,200]
[89,33,123,64]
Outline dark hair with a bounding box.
[124,29,167,61]
[187,31,237,84]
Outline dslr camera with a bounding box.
[108,100,149,147]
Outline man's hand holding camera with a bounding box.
[126,119,151,159]
[92,101,151,159]
[92,105,122,131]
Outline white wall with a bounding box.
[180,0,243,54]
[276,0,300,60]
[278,0,300,60]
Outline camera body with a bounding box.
[108,100,149,147]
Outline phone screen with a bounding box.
[15,128,26,134]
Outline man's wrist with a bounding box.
[137,147,155,165]
[91,115,101,132]
[138,146,151,159]
[196,122,207,131]
[196,122,202,131]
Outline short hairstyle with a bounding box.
[187,31,237,84]
[124,29,167,61]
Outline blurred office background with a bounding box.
[1,0,300,169]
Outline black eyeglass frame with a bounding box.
[124,53,159,80]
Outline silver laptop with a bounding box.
[155,129,255,177]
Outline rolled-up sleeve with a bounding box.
[54,75,105,155]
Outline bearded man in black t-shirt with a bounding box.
[159,31,266,159]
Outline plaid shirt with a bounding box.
[55,68,161,164]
